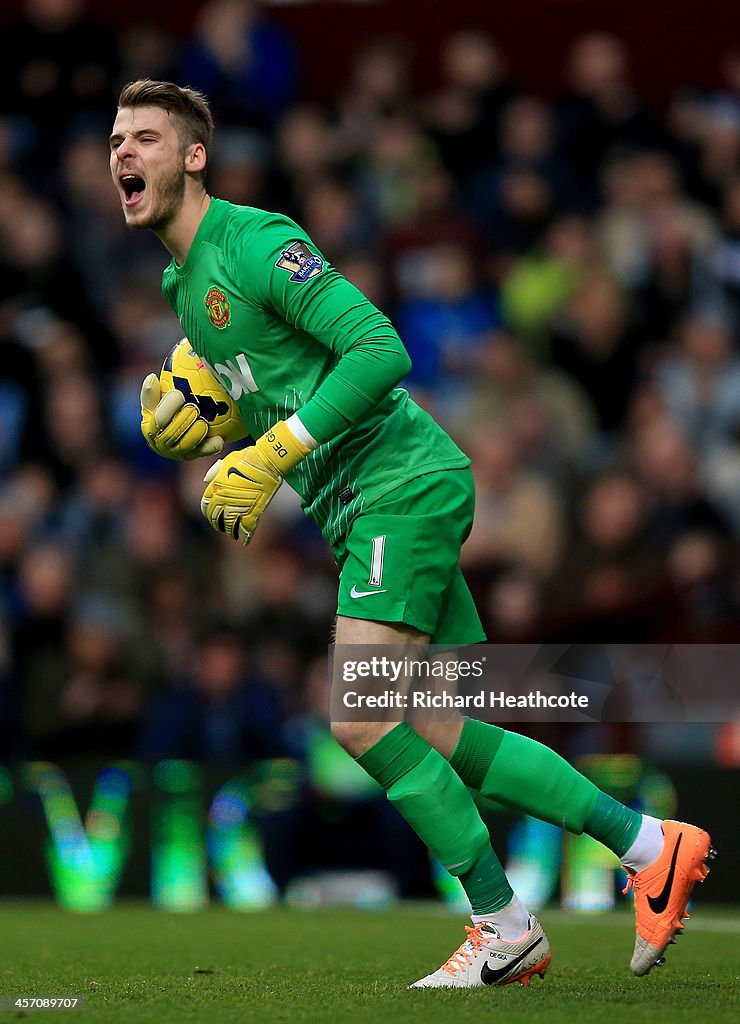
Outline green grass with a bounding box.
[0,904,738,1024]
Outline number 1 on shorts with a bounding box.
[369,534,386,587]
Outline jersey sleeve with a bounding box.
[226,215,411,445]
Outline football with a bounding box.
[159,339,248,443]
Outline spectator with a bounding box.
[299,177,376,258]
[466,96,581,240]
[658,530,740,641]
[208,127,268,208]
[394,241,501,415]
[557,32,665,203]
[459,426,565,578]
[0,195,116,368]
[455,331,597,473]
[382,163,484,284]
[267,104,341,220]
[480,167,556,266]
[598,150,717,293]
[549,272,642,437]
[0,0,119,187]
[180,0,299,133]
[117,19,179,90]
[34,593,147,759]
[354,116,439,230]
[42,372,108,484]
[632,416,733,550]
[0,317,46,468]
[654,312,740,453]
[483,567,546,642]
[334,41,412,161]
[138,628,287,765]
[553,472,661,639]
[11,542,69,755]
[501,214,600,355]
[705,175,740,329]
[424,30,514,183]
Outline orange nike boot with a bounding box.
[624,820,715,976]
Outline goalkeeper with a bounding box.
[111,80,713,988]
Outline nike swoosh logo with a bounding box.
[647,833,682,914]
[481,936,542,985]
[227,467,259,484]
[480,936,543,986]
[350,585,388,599]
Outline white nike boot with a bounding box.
[409,915,552,988]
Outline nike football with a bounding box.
[159,339,248,443]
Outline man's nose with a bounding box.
[116,137,136,161]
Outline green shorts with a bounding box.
[332,468,487,647]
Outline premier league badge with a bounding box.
[275,240,325,283]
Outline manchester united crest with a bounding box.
[204,286,230,328]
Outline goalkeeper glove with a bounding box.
[140,372,224,460]
[200,420,311,544]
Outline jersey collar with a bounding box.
[171,197,229,278]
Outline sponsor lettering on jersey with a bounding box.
[204,353,260,399]
[204,286,231,328]
[275,240,325,283]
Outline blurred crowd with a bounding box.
[1,0,739,767]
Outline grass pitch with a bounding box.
[0,903,738,1024]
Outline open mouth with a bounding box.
[120,174,146,207]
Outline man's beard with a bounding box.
[134,157,186,231]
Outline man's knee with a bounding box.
[330,719,394,758]
[410,716,464,761]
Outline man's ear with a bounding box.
[186,143,207,176]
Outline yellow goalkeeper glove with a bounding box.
[200,420,311,544]
[140,372,225,460]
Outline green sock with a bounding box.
[450,719,640,855]
[582,791,642,857]
[357,723,513,915]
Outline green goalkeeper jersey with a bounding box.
[161,198,469,543]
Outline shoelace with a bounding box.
[440,925,490,977]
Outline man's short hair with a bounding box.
[117,80,214,183]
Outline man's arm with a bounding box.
[290,331,412,445]
[233,217,412,444]
[201,219,412,544]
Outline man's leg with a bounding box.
[332,615,551,988]
[413,712,713,976]
[412,715,647,874]
[446,719,642,852]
